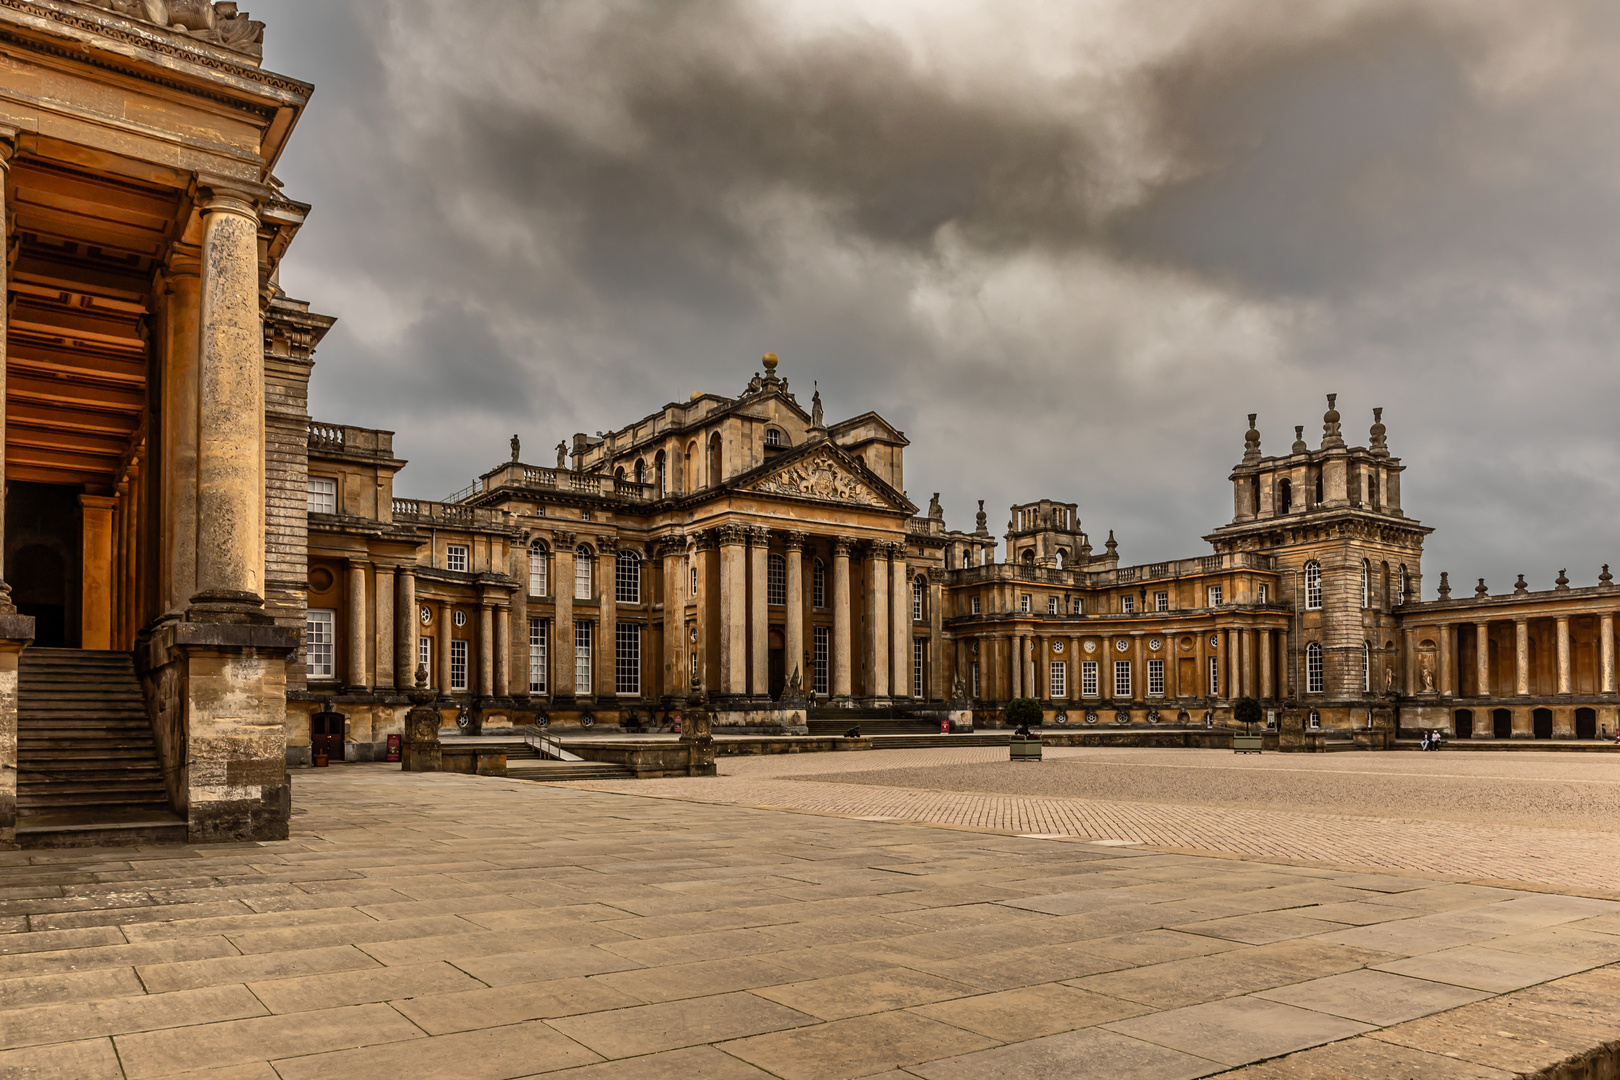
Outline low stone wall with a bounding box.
[0,613,33,850]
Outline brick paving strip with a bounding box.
[0,761,1615,1079]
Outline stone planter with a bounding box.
[1010,738,1042,761]
[1233,733,1263,754]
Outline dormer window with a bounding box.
[764,428,782,447]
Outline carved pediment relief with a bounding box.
[84,0,264,57]
[747,451,888,508]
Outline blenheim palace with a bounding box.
[0,3,1613,845]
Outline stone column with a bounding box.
[784,532,806,691]
[345,562,368,691]
[1227,629,1240,701]
[1440,623,1453,696]
[890,549,909,699]
[1602,614,1615,694]
[659,535,687,700]
[374,565,395,691]
[748,528,769,697]
[1260,629,1273,699]
[1237,630,1251,698]
[1515,619,1530,696]
[508,543,527,698]
[476,602,493,698]
[159,243,202,614]
[718,526,747,695]
[1011,635,1023,699]
[437,599,452,695]
[1556,616,1572,695]
[1195,629,1208,698]
[396,569,416,687]
[1475,621,1490,698]
[929,577,945,700]
[190,184,267,616]
[869,544,890,698]
[597,536,618,702]
[0,137,13,612]
[554,532,576,699]
[1403,628,1416,695]
[832,537,853,699]
[80,495,117,650]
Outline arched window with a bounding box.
[1278,479,1293,514]
[707,434,722,486]
[767,553,786,606]
[1380,562,1390,610]
[1306,642,1324,694]
[634,458,646,485]
[654,450,666,498]
[912,575,925,622]
[812,559,826,608]
[574,545,593,600]
[1055,549,1067,569]
[615,549,640,604]
[684,441,695,492]
[1304,560,1322,610]
[529,541,548,597]
[1362,641,1371,692]
[1361,559,1370,609]
[614,466,625,481]
[1397,565,1408,606]
[764,427,785,448]
[1021,549,1035,566]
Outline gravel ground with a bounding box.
[793,748,1620,831]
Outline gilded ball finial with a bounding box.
[762,352,779,372]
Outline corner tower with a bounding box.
[1205,397,1431,711]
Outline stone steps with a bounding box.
[507,762,635,782]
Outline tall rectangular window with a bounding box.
[1208,656,1220,696]
[446,544,469,573]
[528,548,547,596]
[528,617,547,693]
[813,626,829,696]
[767,554,786,606]
[691,566,698,596]
[418,636,431,687]
[1154,591,1168,612]
[971,596,981,615]
[813,562,826,607]
[616,552,640,604]
[306,477,336,515]
[575,552,592,599]
[1050,659,1067,698]
[971,661,981,699]
[1021,594,1031,613]
[616,623,641,695]
[1114,660,1132,698]
[1207,584,1222,607]
[1148,658,1165,697]
[1047,596,1058,615]
[913,580,924,622]
[1306,642,1324,694]
[1081,660,1098,697]
[1258,584,1268,604]
[450,639,468,690]
[913,640,924,698]
[1072,596,1083,615]
[306,609,335,680]
[1121,595,1134,614]
[575,621,593,695]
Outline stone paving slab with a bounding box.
[0,762,1618,1078]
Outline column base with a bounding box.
[188,590,271,625]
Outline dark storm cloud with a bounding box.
[261,0,1620,586]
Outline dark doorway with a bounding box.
[310,711,346,761]
[1454,709,1473,740]
[1532,708,1553,740]
[1492,708,1513,739]
[13,545,67,647]
[768,627,785,700]
[1576,707,1597,740]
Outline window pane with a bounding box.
[914,581,925,621]
[529,617,547,693]
[1114,660,1131,698]
[616,623,640,694]
[1148,658,1164,696]
[1209,656,1220,696]
[813,626,829,696]
[767,554,786,606]
[812,562,826,607]
[616,551,641,604]
[418,636,431,687]
[447,545,468,573]
[1081,661,1098,697]
[912,640,924,698]
[1050,660,1066,698]
[450,639,468,690]
[306,478,336,515]
[529,547,547,596]
[575,621,593,695]
[306,609,335,679]
[575,549,592,599]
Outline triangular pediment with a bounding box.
[740,446,905,510]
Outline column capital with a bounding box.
[782,530,809,552]
[552,529,577,548]
[345,557,371,570]
[746,525,771,547]
[716,524,748,547]
[832,535,856,557]
[693,529,719,553]
[0,127,18,170]
[596,533,619,554]
[656,532,687,559]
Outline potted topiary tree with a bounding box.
[1006,697,1043,761]
[1232,696,1264,754]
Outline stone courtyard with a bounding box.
[3,749,1620,1079]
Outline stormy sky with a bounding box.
[258,0,1620,596]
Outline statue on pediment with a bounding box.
[87,0,265,57]
[754,454,882,507]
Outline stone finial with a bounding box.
[1291,425,1308,454]
[1437,571,1451,599]
[1243,413,1261,464]
[1321,393,1344,449]
[1105,530,1118,558]
[1601,565,1614,589]
[1475,578,1489,598]
[1079,532,1092,559]
[974,499,988,534]
[1369,407,1389,457]
[1514,574,1529,595]
[1555,568,1570,592]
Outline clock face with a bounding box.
[1083,640,1097,653]
[1052,640,1064,653]
[419,606,431,625]
[1148,638,1162,651]
[1115,639,1129,653]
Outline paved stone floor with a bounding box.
[1,752,1619,1078]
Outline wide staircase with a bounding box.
[807,707,944,736]
[445,735,635,782]
[16,649,185,846]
